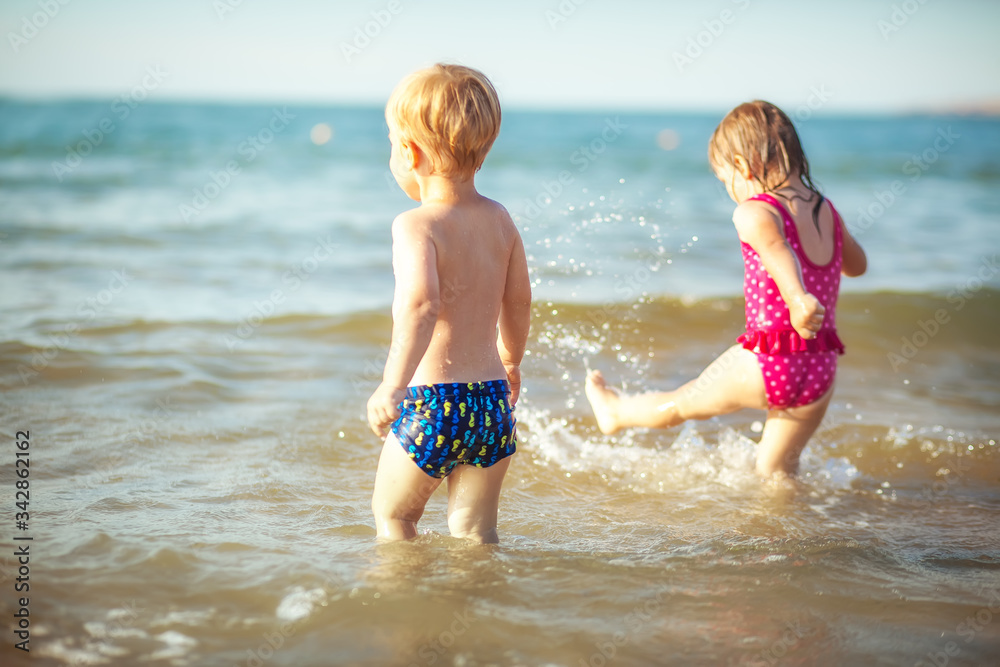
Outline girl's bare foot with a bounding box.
[585,370,622,435]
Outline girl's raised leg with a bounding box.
[585,344,768,434]
[445,456,512,544]
[755,385,833,477]
[371,434,443,540]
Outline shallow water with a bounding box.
[1,101,999,665]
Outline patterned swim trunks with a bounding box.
[389,379,517,478]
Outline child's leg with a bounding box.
[445,456,512,544]
[585,344,768,434]
[755,385,834,477]
[371,434,443,540]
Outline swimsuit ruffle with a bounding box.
[737,328,845,355]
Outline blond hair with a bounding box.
[386,64,501,180]
[709,101,824,223]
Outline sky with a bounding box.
[1,0,998,113]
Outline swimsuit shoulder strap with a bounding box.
[747,193,799,244]
[827,198,844,255]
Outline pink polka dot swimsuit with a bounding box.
[738,193,845,410]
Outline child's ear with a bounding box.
[401,140,422,170]
[733,154,752,180]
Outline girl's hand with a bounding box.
[789,294,825,339]
[504,363,521,407]
[367,382,405,438]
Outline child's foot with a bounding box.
[585,370,622,435]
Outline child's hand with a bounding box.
[789,293,825,339]
[504,363,521,407]
[367,382,405,438]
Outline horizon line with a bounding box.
[2,93,1000,119]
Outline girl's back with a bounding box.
[774,193,837,267]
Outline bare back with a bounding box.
[770,190,837,266]
[404,196,519,386]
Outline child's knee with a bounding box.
[447,509,472,535]
[372,495,422,524]
[448,508,494,539]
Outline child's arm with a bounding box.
[733,203,825,340]
[497,231,531,406]
[840,221,868,277]
[367,213,440,437]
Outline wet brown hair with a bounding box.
[708,100,824,230]
[386,64,501,180]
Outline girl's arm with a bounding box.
[733,202,825,339]
[497,231,531,406]
[840,220,868,277]
[367,212,440,437]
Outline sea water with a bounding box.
[1,100,998,665]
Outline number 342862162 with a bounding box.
[16,431,29,520]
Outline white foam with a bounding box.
[799,453,860,489]
[520,407,761,494]
[520,406,863,494]
[82,621,146,640]
[149,630,197,660]
[37,638,110,665]
[154,609,214,626]
[276,586,327,621]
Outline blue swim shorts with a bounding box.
[390,379,517,478]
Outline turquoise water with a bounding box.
[3,101,998,321]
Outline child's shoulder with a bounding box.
[394,196,515,234]
[477,196,516,230]
[732,197,783,237]
[391,206,430,236]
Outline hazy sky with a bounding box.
[1,0,998,113]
